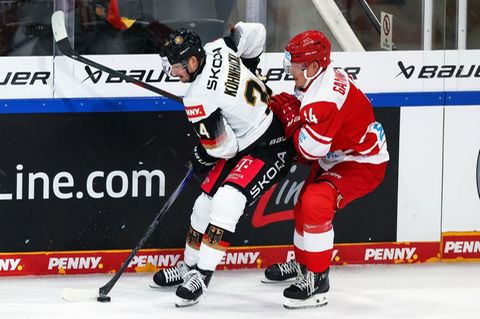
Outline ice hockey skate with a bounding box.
[262,260,306,284]
[150,261,191,289]
[283,268,329,309]
[175,268,213,307]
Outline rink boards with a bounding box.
[0,50,478,276]
[1,235,479,275]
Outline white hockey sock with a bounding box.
[183,244,200,267]
[197,244,225,271]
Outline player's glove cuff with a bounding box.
[191,144,218,175]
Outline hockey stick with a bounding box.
[51,10,183,103]
[356,0,398,50]
[62,165,194,302]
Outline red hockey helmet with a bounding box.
[284,30,331,72]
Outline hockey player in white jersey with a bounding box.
[153,23,293,307]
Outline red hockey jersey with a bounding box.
[293,65,389,170]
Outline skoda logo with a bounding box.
[477,149,480,199]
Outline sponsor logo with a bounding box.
[207,47,222,91]
[444,241,480,254]
[331,249,339,261]
[269,136,287,145]
[250,151,287,199]
[128,254,181,268]
[234,158,254,173]
[364,247,416,261]
[252,164,303,227]
[262,66,360,81]
[0,71,50,85]
[0,164,165,200]
[396,61,480,79]
[48,257,102,270]
[219,251,260,265]
[0,258,21,271]
[185,104,206,118]
[287,249,342,263]
[81,66,179,84]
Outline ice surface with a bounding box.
[0,262,479,319]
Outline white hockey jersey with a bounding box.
[183,38,272,159]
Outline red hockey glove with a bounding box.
[268,92,302,138]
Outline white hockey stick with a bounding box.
[60,165,194,302]
[62,288,100,302]
[52,10,194,302]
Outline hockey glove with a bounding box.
[190,144,218,175]
[224,29,261,75]
[268,92,302,138]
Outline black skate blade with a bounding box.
[283,294,328,310]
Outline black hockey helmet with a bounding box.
[160,28,205,67]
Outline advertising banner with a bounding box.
[442,106,480,232]
[0,49,478,276]
[49,50,480,100]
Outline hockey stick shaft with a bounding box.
[51,11,183,103]
[357,0,381,34]
[98,165,194,297]
[356,0,398,50]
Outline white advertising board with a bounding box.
[0,50,478,99]
[1,49,479,242]
[396,107,443,242]
[0,56,53,99]
[50,50,480,98]
[442,106,480,232]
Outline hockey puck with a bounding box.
[97,295,111,303]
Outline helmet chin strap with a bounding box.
[301,66,324,89]
[185,56,206,83]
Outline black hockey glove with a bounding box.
[223,28,260,74]
[190,144,218,175]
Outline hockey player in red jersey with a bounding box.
[265,30,389,309]
[152,23,293,307]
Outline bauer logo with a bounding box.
[81,66,180,84]
[395,61,480,79]
[0,71,50,86]
[262,66,361,82]
[47,257,102,270]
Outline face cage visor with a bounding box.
[161,56,188,77]
[283,51,307,75]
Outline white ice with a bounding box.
[1,262,479,319]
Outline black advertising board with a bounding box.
[0,107,399,252]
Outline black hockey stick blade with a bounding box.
[51,11,183,103]
[62,165,194,302]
